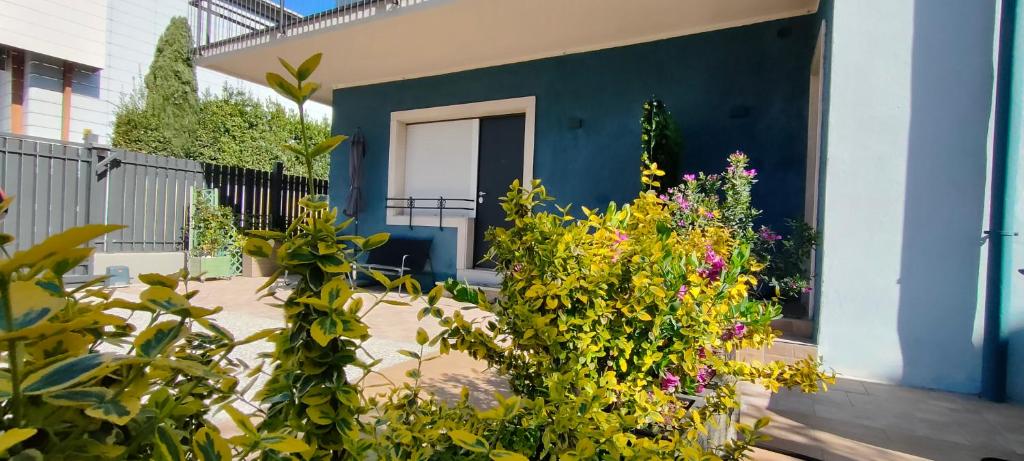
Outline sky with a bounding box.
[285,0,346,16]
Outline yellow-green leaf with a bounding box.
[264,435,310,454]
[134,320,185,358]
[138,273,179,289]
[308,135,347,159]
[490,450,529,461]
[360,233,389,251]
[0,281,63,332]
[265,72,301,103]
[416,327,429,346]
[427,284,444,307]
[277,57,299,79]
[295,52,322,81]
[310,316,340,346]
[154,424,185,461]
[243,239,273,258]
[140,286,190,314]
[222,405,257,437]
[305,405,334,425]
[84,393,140,425]
[0,224,123,273]
[41,386,111,407]
[22,353,126,395]
[448,430,488,453]
[0,428,36,454]
[192,427,232,461]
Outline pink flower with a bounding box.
[683,174,696,182]
[698,246,725,282]
[614,231,629,243]
[744,168,757,177]
[697,347,707,360]
[661,372,680,392]
[696,366,716,386]
[803,286,813,294]
[676,285,688,301]
[658,194,668,201]
[675,195,690,210]
[758,226,782,242]
[704,211,715,219]
[733,323,746,339]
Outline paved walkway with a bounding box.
[111,277,1024,460]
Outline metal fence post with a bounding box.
[269,161,285,230]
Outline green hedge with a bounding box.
[113,87,331,179]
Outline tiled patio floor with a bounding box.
[113,277,1024,460]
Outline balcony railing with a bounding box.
[189,0,415,58]
[385,196,475,230]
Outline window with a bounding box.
[401,119,479,217]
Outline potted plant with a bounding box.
[187,190,242,279]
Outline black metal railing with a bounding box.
[190,0,418,58]
[385,196,474,230]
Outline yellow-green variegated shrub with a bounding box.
[0,198,307,460]
[427,171,833,460]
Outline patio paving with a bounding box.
[111,277,1024,460]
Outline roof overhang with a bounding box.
[198,0,819,104]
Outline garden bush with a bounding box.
[665,152,819,302]
[0,198,303,459]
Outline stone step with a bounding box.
[770,317,814,341]
[738,338,819,365]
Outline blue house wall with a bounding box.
[330,15,820,281]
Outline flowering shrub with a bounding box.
[428,166,832,458]
[666,152,818,302]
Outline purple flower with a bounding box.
[658,194,668,201]
[704,211,715,219]
[744,168,757,177]
[661,372,680,392]
[696,366,716,386]
[675,195,690,210]
[758,226,782,242]
[512,263,523,273]
[676,285,688,301]
[803,286,813,294]
[697,347,707,360]
[733,323,747,339]
[683,174,696,182]
[696,384,705,393]
[698,247,725,282]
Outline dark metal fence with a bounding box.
[0,133,328,256]
[204,161,328,231]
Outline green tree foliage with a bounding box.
[115,87,331,179]
[192,88,331,179]
[112,18,331,179]
[145,16,199,156]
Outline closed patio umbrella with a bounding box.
[345,129,365,222]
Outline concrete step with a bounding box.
[771,317,814,341]
[739,338,819,365]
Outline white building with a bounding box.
[0,0,331,143]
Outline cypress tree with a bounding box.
[142,16,199,157]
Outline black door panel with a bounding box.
[474,114,526,268]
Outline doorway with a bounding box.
[472,114,526,268]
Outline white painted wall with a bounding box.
[0,0,109,69]
[24,54,63,139]
[1,0,330,142]
[818,0,998,394]
[0,52,10,132]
